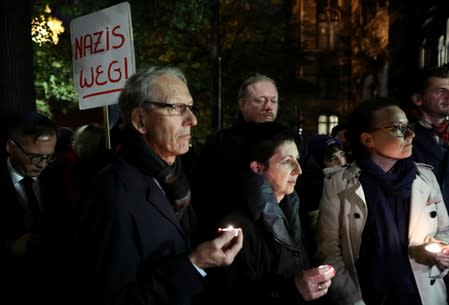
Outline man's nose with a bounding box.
[263,100,275,110]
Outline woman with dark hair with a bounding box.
[204,122,335,305]
[298,134,347,248]
[316,97,449,305]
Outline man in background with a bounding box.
[410,65,449,210]
[192,73,281,239]
[0,112,59,305]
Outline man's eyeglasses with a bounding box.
[373,123,415,138]
[10,140,56,164]
[143,100,200,117]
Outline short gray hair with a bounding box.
[118,66,187,126]
[238,73,277,100]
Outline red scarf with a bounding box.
[436,120,449,147]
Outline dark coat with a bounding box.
[192,115,306,242]
[204,172,310,305]
[0,159,65,305]
[191,115,250,242]
[73,155,204,305]
[412,123,449,211]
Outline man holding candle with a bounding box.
[72,67,243,305]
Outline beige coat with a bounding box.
[316,162,449,305]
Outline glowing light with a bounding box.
[32,5,64,45]
[425,243,443,254]
[218,225,240,237]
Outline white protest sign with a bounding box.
[70,2,135,110]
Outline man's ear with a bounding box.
[5,140,13,155]
[131,108,147,134]
[250,161,264,174]
[360,132,374,149]
[239,98,245,111]
[411,93,423,107]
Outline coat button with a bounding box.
[430,211,437,218]
[430,279,436,285]
[354,213,361,219]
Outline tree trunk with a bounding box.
[0,1,36,115]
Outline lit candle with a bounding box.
[425,243,443,254]
[218,225,239,237]
[317,264,334,275]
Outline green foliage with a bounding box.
[34,47,78,110]
[32,0,294,140]
[33,0,79,115]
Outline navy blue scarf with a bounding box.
[356,158,421,305]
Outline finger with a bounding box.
[214,229,239,247]
[223,230,243,254]
[320,271,336,281]
[310,272,327,283]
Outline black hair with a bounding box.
[345,97,399,161]
[323,144,343,163]
[7,112,57,144]
[331,122,347,137]
[244,122,297,166]
[412,66,449,95]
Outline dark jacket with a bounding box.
[192,114,306,243]
[0,159,65,305]
[191,115,251,242]
[72,139,205,305]
[204,172,310,305]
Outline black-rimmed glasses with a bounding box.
[143,100,200,117]
[10,140,56,164]
[373,123,415,138]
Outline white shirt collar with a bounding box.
[6,157,37,184]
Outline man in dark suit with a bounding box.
[73,67,243,305]
[0,112,58,304]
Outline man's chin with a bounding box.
[257,116,274,123]
[27,171,42,177]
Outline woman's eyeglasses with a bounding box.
[373,123,415,138]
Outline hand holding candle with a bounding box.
[424,241,449,270]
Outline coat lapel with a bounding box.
[408,174,434,245]
[145,178,186,236]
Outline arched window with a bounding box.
[318,114,339,135]
[419,43,426,68]
[318,115,328,134]
[329,115,339,133]
[438,35,445,66]
[446,18,449,66]
[317,6,341,50]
